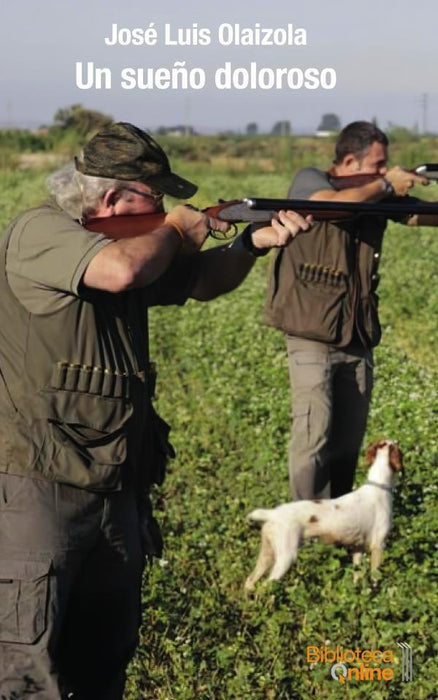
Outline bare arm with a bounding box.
[310,166,429,203]
[83,205,219,292]
[309,179,386,203]
[83,225,184,291]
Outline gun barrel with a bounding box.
[415,164,438,181]
[244,197,438,217]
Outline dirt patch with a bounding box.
[210,156,276,172]
[18,153,66,169]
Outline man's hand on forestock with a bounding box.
[165,205,230,254]
[251,210,313,250]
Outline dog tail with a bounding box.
[247,508,274,523]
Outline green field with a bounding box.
[0,135,436,699]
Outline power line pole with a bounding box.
[421,93,428,135]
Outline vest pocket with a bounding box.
[0,558,51,644]
[282,279,347,343]
[40,389,133,467]
[359,293,382,347]
[51,422,128,466]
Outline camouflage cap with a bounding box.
[75,122,198,199]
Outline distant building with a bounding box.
[155,125,196,136]
[315,113,341,137]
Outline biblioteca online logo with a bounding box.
[307,643,413,683]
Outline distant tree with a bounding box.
[53,105,113,137]
[246,122,258,135]
[317,113,341,131]
[271,120,291,136]
[386,123,420,143]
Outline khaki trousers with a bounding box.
[0,474,145,699]
[286,336,373,499]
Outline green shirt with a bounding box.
[0,199,198,489]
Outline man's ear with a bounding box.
[342,154,360,173]
[102,188,121,211]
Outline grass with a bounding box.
[127,238,436,699]
[0,136,436,699]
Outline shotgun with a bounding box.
[86,195,438,240]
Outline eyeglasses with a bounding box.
[123,187,164,203]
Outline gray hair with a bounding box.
[46,164,130,219]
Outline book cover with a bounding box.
[0,2,436,698]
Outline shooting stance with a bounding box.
[0,122,311,699]
[265,120,438,500]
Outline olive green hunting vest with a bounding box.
[0,224,156,490]
[265,216,386,348]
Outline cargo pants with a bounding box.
[0,473,146,699]
[286,336,373,499]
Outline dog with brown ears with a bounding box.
[245,440,403,590]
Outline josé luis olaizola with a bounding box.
[104,22,307,47]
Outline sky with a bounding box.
[1,0,437,134]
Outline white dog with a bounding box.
[245,440,403,589]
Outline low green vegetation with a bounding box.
[0,135,436,699]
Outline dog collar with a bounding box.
[365,480,394,492]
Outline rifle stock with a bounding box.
[86,212,168,239]
[329,163,438,191]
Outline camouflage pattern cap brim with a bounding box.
[76,122,197,199]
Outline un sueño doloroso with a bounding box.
[76,61,337,91]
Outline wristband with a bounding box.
[240,225,270,257]
[381,177,395,197]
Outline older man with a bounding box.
[0,122,310,699]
